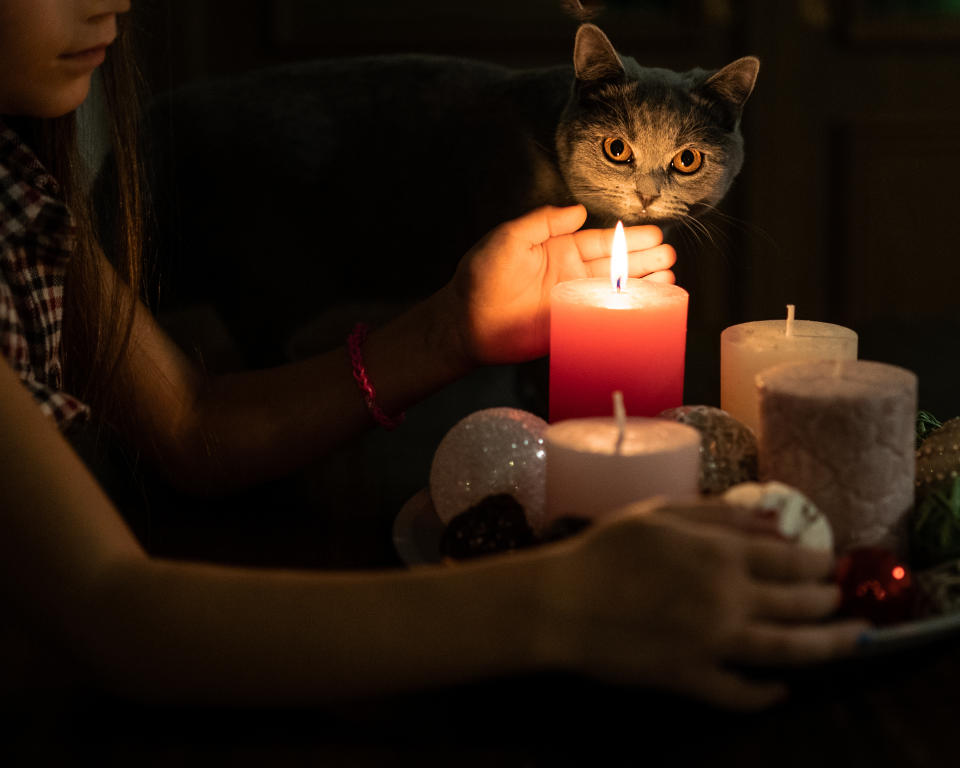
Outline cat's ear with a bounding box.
[562,0,603,21]
[700,56,760,110]
[573,23,625,83]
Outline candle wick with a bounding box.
[613,390,626,454]
[616,276,622,294]
[785,304,796,337]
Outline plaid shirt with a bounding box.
[0,119,90,429]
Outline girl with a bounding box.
[0,0,868,710]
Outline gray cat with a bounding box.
[557,24,758,227]
[145,22,758,360]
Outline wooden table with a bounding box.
[7,637,960,767]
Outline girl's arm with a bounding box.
[101,248,473,493]
[0,353,554,701]
[0,355,867,709]
[110,206,675,493]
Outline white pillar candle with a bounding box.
[544,416,701,523]
[757,359,917,552]
[720,306,857,436]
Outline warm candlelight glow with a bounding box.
[610,220,628,293]
[549,276,689,421]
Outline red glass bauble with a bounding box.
[834,547,917,625]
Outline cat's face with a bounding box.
[555,25,759,227]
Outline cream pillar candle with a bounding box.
[544,416,701,523]
[720,306,857,436]
[757,359,917,553]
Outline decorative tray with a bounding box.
[393,489,960,655]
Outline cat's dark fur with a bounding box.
[145,23,758,360]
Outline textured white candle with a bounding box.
[757,359,917,552]
[721,315,857,436]
[544,417,701,522]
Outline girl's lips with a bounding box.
[59,45,109,69]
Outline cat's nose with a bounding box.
[638,193,659,211]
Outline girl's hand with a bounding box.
[445,204,675,365]
[538,498,869,710]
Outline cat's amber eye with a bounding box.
[602,137,633,164]
[671,148,703,174]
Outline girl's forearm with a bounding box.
[78,549,563,704]
[172,286,473,493]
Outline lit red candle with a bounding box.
[549,222,689,422]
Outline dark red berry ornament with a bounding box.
[835,547,917,625]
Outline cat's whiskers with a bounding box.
[675,213,712,250]
[691,200,781,254]
[565,182,638,221]
[688,214,720,249]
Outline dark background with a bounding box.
[116,0,960,557]
[134,0,960,420]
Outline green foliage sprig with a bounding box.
[916,410,943,448]
[911,476,960,569]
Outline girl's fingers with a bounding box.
[748,581,843,621]
[654,499,786,538]
[723,619,871,667]
[583,244,676,278]
[575,224,664,261]
[508,204,589,245]
[642,269,676,284]
[743,536,835,582]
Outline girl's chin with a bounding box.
[32,78,94,118]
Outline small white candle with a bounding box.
[720,306,857,436]
[544,415,700,523]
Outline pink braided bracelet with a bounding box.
[347,322,405,430]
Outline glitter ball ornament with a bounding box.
[659,405,758,494]
[724,481,833,551]
[835,547,917,625]
[430,408,548,532]
[916,417,960,493]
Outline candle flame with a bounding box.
[611,220,628,294]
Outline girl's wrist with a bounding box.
[425,283,478,375]
[445,547,577,675]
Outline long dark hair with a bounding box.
[14,12,147,425]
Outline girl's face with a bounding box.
[0,0,131,117]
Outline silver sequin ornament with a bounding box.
[659,405,758,494]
